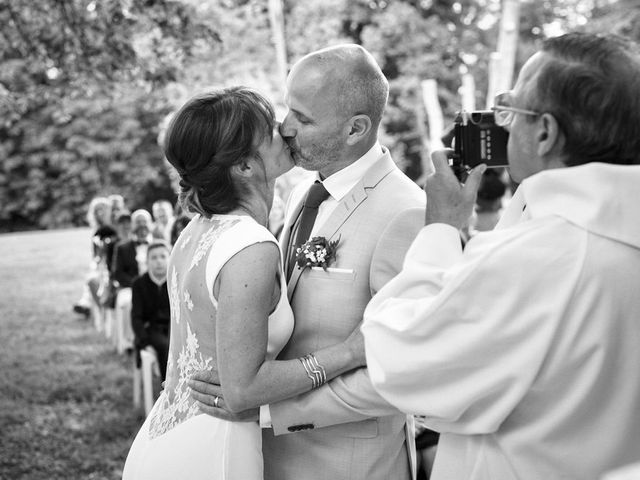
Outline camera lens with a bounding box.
[470,112,484,124]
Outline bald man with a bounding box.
[258,45,425,480]
[191,45,425,480]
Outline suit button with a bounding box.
[287,423,315,432]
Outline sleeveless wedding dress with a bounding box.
[122,214,294,480]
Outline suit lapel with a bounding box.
[317,150,396,241]
[315,186,367,242]
[127,241,137,263]
[287,257,304,300]
[286,150,397,300]
[280,194,305,299]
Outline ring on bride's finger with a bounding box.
[213,395,220,408]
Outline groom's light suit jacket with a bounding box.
[262,150,426,480]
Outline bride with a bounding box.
[122,87,365,479]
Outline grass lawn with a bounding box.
[0,228,144,480]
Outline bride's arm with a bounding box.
[214,242,365,413]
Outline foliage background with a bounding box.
[1,0,638,232]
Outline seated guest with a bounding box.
[112,209,153,349]
[109,194,128,226]
[73,196,116,318]
[92,221,119,309]
[105,212,131,274]
[363,32,640,480]
[131,241,170,380]
[151,200,175,243]
[99,211,131,309]
[112,209,153,289]
[89,206,118,303]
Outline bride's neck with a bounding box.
[229,182,274,227]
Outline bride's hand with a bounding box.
[189,370,259,422]
[194,392,259,423]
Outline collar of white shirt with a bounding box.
[318,141,384,202]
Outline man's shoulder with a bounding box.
[368,168,425,210]
[132,272,151,288]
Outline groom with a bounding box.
[193,44,426,480]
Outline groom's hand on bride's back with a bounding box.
[189,370,259,422]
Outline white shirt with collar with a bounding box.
[134,234,153,275]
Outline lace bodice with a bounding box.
[148,214,294,439]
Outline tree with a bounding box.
[283,0,631,180]
[0,0,220,231]
[1,0,633,231]
[290,0,500,179]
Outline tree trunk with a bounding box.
[268,0,288,102]
[486,0,521,108]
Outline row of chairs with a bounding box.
[92,291,134,354]
[91,295,160,417]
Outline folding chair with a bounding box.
[133,346,160,416]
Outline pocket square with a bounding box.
[310,267,354,274]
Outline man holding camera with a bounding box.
[363,32,640,480]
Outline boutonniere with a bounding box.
[295,236,340,270]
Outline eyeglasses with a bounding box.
[492,91,540,127]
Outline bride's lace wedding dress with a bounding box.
[123,214,294,480]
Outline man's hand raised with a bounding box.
[425,149,486,230]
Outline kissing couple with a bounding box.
[123,43,425,480]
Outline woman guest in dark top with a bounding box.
[131,241,171,380]
[73,196,117,318]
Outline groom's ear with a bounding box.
[345,115,372,146]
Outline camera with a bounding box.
[452,111,509,176]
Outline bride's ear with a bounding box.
[231,159,253,178]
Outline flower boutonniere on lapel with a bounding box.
[295,236,340,271]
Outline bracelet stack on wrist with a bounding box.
[299,353,327,389]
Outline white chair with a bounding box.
[91,303,105,333]
[92,266,112,333]
[115,288,135,354]
[102,308,114,340]
[133,346,160,416]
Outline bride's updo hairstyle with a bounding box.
[163,87,275,216]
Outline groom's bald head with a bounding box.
[292,44,389,129]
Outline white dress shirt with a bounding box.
[363,162,640,480]
[134,234,153,275]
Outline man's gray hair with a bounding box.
[536,33,640,166]
[131,209,152,223]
